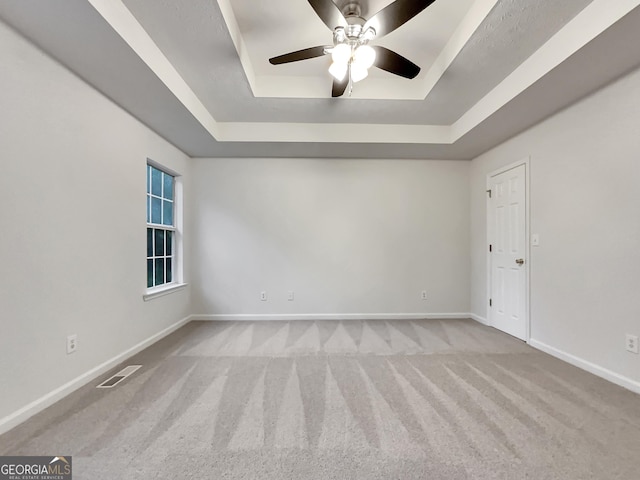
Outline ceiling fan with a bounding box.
[269,0,437,97]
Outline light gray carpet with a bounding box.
[1,319,639,479]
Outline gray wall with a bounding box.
[0,21,192,430]
[190,157,470,318]
[470,65,640,388]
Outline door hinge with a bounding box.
[489,244,492,252]
[486,189,492,198]
[489,298,492,307]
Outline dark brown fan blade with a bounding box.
[372,46,420,79]
[332,75,348,97]
[364,0,436,38]
[308,0,348,30]
[269,46,330,65]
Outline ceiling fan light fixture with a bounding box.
[333,26,347,43]
[269,0,430,97]
[354,44,376,70]
[331,43,351,64]
[362,27,376,42]
[351,63,368,83]
[329,61,348,81]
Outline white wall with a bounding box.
[191,157,470,318]
[0,21,192,430]
[470,66,640,387]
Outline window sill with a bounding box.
[143,283,188,302]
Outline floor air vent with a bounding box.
[97,365,142,388]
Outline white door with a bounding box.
[488,164,527,340]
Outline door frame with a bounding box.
[486,157,531,343]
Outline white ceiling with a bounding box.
[1,0,640,159]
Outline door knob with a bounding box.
[516,258,525,265]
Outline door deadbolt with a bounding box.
[516,258,525,265]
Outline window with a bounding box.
[146,164,175,289]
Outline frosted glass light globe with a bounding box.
[354,45,376,69]
[351,64,369,83]
[329,61,348,81]
[331,43,351,64]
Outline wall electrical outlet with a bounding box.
[67,334,78,354]
[287,291,294,301]
[626,334,638,354]
[421,290,427,300]
[260,291,267,301]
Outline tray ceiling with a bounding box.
[1,0,640,158]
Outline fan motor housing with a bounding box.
[342,2,366,27]
[346,24,363,38]
[341,2,362,18]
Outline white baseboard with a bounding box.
[0,314,193,436]
[469,313,489,326]
[191,313,473,321]
[529,338,640,395]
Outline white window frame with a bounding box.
[144,159,186,301]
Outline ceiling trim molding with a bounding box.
[88,0,640,145]
[451,0,640,142]
[415,0,499,100]
[215,122,453,144]
[216,0,258,94]
[87,0,222,139]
